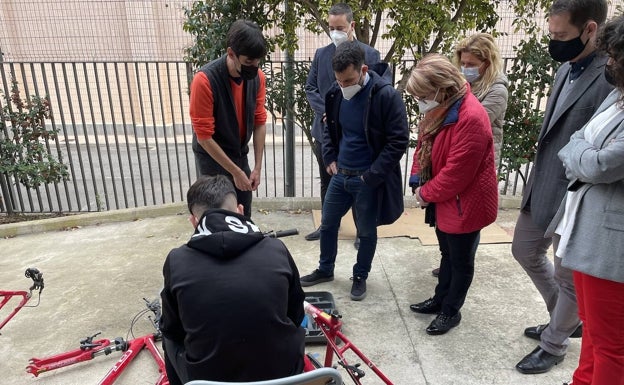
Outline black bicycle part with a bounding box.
[263,229,299,238]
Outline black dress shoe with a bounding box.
[524,324,549,340]
[426,312,461,335]
[524,323,583,341]
[409,298,441,314]
[515,346,565,374]
[431,268,440,277]
[305,228,320,241]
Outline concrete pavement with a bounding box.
[1,198,577,385]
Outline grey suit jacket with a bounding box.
[521,54,613,231]
[305,40,380,141]
[547,90,624,283]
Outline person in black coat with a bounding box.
[300,41,409,301]
[160,175,305,384]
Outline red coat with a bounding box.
[411,90,498,234]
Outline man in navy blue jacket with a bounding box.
[304,3,380,244]
[300,41,409,301]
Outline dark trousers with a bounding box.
[312,140,331,205]
[194,150,253,217]
[319,173,377,278]
[433,228,481,316]
[312,140,358,230]
[163,337,188,385]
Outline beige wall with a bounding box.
[1,1,622,63]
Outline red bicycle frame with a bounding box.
[27,298,168,385]
[304,301,393,385]
[98,333,168,385]
[0,268,44,333]
[27,332,168,385]
[27,337,113,375]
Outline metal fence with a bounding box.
[0,60,527,214]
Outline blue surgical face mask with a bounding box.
[461,66,481,83]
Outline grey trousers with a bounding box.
[511,210,581,356]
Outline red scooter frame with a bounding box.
[304,301,393,385]
[0,268,44,333]
[26,298,168,385]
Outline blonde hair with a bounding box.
[406,53,466,102]
[453,33,503,99]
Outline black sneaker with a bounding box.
[300,269,334,287]
[426,312,461,335]
[305,228,320,241]
[350,276,367,301]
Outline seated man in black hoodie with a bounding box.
[160,175,305,384]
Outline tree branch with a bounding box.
[429,0,468,53]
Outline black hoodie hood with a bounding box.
[187,209,265,259]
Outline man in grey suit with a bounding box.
[304,2,381,244]
[513,0,613,375]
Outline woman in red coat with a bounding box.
[406,54,498,335]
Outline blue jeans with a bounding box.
[318,172,378,279]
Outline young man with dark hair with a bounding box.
[190,20,268,218]
[300,41,408,301]
[160,175,305,384]
[304,3,382,245]
[512,0,613,375]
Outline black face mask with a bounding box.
[604,64,616,86]
[237,58,259,81]
[548,34,588,63]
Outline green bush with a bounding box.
[500,35,557,182]
[0,78,68,190]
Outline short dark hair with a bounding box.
[187,175,237,216]
[332,40,365,73]
[329,3,354,22]
[597,14,624,103]
[549,0,608,30]
[227,19,267,59]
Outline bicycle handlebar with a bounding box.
[24,268,44,293]
[263,229,299,238]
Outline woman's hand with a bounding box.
[415,186,429,207]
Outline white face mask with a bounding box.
[341,83,362,100]
[461,66,481,83]
[330,30,349,47]
[417,88,440,113]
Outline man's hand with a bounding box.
[232,169,252,191]
[249,168,261,191]
[326,162,337,176]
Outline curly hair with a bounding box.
[597,14,624,105]
[453,33,504,100]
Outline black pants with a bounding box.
[194,150,253,218]
[433,228,481,316]
[163,337,188,385]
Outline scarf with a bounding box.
[416,84,468,182]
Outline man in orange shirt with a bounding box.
[190,20,267,217]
